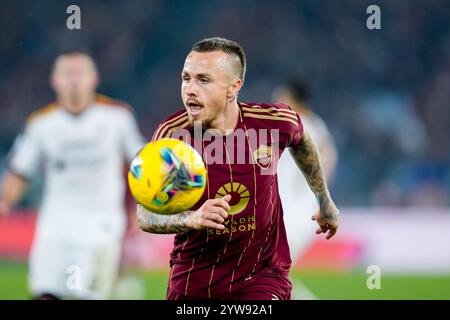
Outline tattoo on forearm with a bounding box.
[290,130,334,218]
[137,204,191,234]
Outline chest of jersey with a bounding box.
[189,128,283,238]
[41,109,121,175]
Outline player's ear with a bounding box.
[227,79,243,102]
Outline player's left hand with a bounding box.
[311,202,340,240]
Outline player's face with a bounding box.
[51,55,98,113]
[181,51,240,127]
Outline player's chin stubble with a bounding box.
[187,111,212,130]
[188,118,208,130]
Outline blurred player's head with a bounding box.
[51,52,99,114]
[272,79,311,112]
[182,37,246,128]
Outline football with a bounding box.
[128,138,207,214]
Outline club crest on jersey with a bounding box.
[253,144,273,168]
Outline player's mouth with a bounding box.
[187,101,204,117]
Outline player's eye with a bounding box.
[182,75,190,82]
[199,78,209,84]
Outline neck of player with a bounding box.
[210,100,240,135]
[58,94,95,115]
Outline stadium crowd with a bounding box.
[0,0,449,207]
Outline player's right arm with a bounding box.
[137,195,231,234]
[0,114,44,217]
[0,172,28,217]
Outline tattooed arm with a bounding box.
[137,194,232,234]
[137,205,191,234]
[289,128,340,239]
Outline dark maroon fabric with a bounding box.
[154,102,303,299]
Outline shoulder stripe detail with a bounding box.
[160,119,190,139]
[242,104,297,115]
[242,104,296,114]
[152,111,188,140]
[241,106,298,121]
[26,103,59,124]
[95,94,132,111]
[242,112,299,126]
[153,116,189,140]
[154,115,189,140]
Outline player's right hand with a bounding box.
[186,195,231,230]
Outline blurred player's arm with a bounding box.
[0,119,42,217]
[137,195,231,234]
[120,109,146,162]
[289,128,340,239]
[316,127,338,183]
[0,171,28,216]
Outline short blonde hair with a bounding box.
[192,37,246,82]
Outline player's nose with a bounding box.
[184,81,198,97]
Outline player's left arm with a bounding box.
[137,204,192,234]
[289,128,340,239]
[137,195,231,234]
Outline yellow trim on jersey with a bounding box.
[242,112,299,126]
[241,106,298,121]
[184,258,196,296]
[95,94,132,111]
[158,118,190,139]
[26,103,59,124]
[241,105,297,118]
[153,112,188,140]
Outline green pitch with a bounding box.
[0,260,449,300]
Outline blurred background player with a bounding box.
[0,52,145,299]
[273,80,338,299]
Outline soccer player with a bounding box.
[137,38,340,300]
[0,52,145,299]
[273,80,338,299]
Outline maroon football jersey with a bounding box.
[152,102,303,299]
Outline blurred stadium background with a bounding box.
[1,0,450,299]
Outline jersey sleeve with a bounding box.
[8,122,43,179]
[151,123,163,142]
[275,103,304,148]
[288,111,304,147]
[151,110,189,141]
[120,110,146,161]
